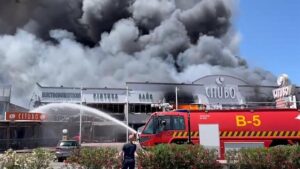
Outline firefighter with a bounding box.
[120,133,137,169]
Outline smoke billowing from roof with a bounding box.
[0,0,276,106]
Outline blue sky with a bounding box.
[237,0,300,85]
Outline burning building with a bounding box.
[31,74,300,142]
[0,0,299,147]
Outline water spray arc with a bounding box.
[31,103,137,134]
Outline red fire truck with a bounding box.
[138,108,300,158]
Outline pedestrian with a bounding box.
[120,133,137,169]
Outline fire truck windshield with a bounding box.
[142,116,156,134]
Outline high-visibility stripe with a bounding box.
[290,131,296,137]
[267,131,273,137]
[173,131,300,138]
[177,132,182,137]
[180,132,185,137]
[238,131,244,137]
[181,132,185,137]
[233,131,238,137]
[183,132,188,137]
[279,131,285,137]
[260,131,264,137]
[190,132,194,137]
[172,131,200,138]
[285,131,290,137]
[256,131,261,137]
[282,131,286,137]
[193,132,197,137]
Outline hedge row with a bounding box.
[65,144,300,169]
[137,144,221,169]
[66,144,221,169]
[226,145,300,169]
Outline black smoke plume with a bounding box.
[0,0,276,106]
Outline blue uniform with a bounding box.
[122,142,137,169]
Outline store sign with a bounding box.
[273,74,294,99]
[272,74,297,109]
[272,85,293,99]
[5,112,46,121]
[205,77,237,99]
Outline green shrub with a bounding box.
[137,144,222,169]
[66,147,122,169]
[226,145,300,169]
[28,148,56,169]
[0,148,55,169]
[289,145,300,167]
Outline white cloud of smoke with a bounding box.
[0,0,276,106]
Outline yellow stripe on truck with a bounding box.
[267,131,272,137]
[173,130,300,138]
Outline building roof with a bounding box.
[36,82,126,91]
[126,81,203,86]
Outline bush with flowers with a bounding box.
[65,147,122,169]
[0,148,55,169]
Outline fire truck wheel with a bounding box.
[171,139,188,144]
[270,139,289,147]
[57,157,65,162]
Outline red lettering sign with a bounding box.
[5,112,46,121]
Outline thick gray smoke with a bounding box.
[0,0,276,107]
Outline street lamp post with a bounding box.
[79,87,83,144]
[126,85,129,143]
[175,86,178,109]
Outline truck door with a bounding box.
[156,116,185,144]
[156,116,172,144]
